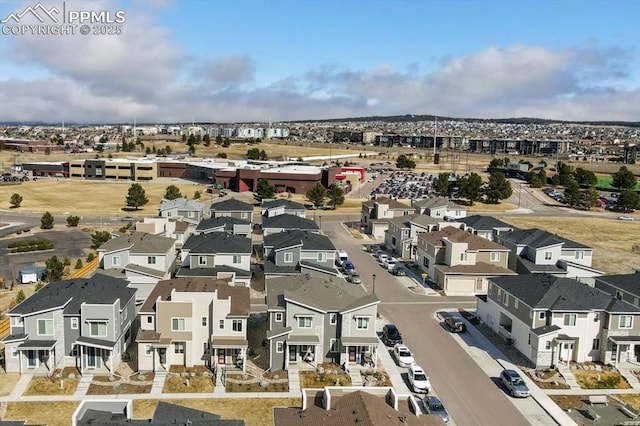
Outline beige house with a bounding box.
[416,226,515,295]
[136,278,250,373]
[361,197,414,239]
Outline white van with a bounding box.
[336,249,349,267]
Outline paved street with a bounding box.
[321,214,535,426]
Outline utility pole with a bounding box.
[372,274,376,295]
[433,116,437,163]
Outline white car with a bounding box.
[618,215,635,221]
[408,365,431,393]
[392,344,415,367]
[384,257,399,271]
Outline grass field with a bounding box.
[501,216,640,274]
[596,176,640,191]
[4,401,80,426]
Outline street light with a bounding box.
[372,274,376,295]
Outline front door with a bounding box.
[218,349,226,365]
[27,350,37,368]
[87,347,96,368]
[289,345,297,362]
[349,346,356,362]
[158,348,166,366]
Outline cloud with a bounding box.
[0,5,638,126]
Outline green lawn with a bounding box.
[596,176,640,191]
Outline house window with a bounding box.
[166,212,172,217]
[545,341,551,350]
[174,342,185,354]
[392,236,397,246]
[172,318,186,331]
[575,251,584,260]
[528,334,531,345]
[233,255,241,264]
[635,298,639,307]
[317,252,326,262]
[514,299,519,309]
[298,316,312,328]
[538,311,546,320]
[11,347,19,358]
[284,252,293,263]
[147,256,156,265]
[356,317,369,330]
[330,313,337,325]
[423,257,429,268]
[89,321,108,337]
[188,211,195,218]
[276,341,284,353]
[563,314,577,327]
[329,338,339,353]
[594,313,599,322]
[201,317,207,327]
[219,320,224,329]
[616,291,623,300]
[112,256,121,266]
[619,315,633,329]
[502,292,508,305]
[241,212,248,219]
[544,252,552,260]
[198,256,207,266]
[37,319,53,336]
[11,317,24,327]
[592,338,600,350]
[71,317,78,330]
[145,344,152,355]
[147,316,153,324]
[490,252,500,262]
[275,313,283,322]
[232,320,243,332]
[460,252,468,262]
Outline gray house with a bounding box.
[3,276,136,374]
[263,230,338,278]
[176,232,252,286]
[384,214,445,260]
[262,214,319,236]
[412,197,467,219]
[266,275,379,371]
[209,198,254,222]
[156,198,206,225]
[262,199,306,218]
[457,215,515,242]
[594,272,640,308]
[195,217,252,238]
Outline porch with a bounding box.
[211,337,248,373]
[17,340,57,374]
[285,335,320,370]
[552,334,578,367]
[608,336,640,367]
[75,336,117,375]
[340,336,379,370]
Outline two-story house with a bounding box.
[412,197,467,220]
[262,199,306,218]
[98,232,177,301]
[263,230,338,278]
[265,275,379,371]
[262,214,319,237]
[156,198,206,225]
[384,214,449,260]
[594,272,640,308]
[3,276,136,374]
[209,198,254,223]
[136,277,249,373]
[195,216,252,238]
[135,217,192,248]
[495,228,603,283]
[361,197,414,239]
[457,215,514,242]
[176,232,252,286]
[477,274,640,368]
[416,226,515,295]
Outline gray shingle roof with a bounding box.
[196,217,251,232]
[499,228,591,249]
[261,199,305,210]
[595,274,640,296]
[490,275,640,313]
[98,232,176,255]
[263,230,336,251]
[458,215,513,230]
[9,276,135,316]
[262,214,318,230]
[183,232,252,254]
[413,196,449,209]
[209,198,254,212]
[531,324,561,336]
[157,197,204,212]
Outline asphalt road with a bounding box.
[321,214,532,426]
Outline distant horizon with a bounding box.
[1,0,639,123]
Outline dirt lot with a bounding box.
[501,216,640,274]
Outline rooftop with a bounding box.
[418,226,509,251]
[98,232,176,255]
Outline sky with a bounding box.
[0,0,638,124]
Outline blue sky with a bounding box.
[0,0,638,123]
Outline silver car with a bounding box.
[424,396,450,423]
[500,369,530,398]
[348,271,362,284]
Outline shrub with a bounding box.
[87,253,96,262]
[75,259,83,269]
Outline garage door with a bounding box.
[445,277,477,296]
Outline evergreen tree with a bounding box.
[563,179,581,206]
[326,184,345,209]
[395,154,416,169]
[10,193,23,208]
[255,178,276,201]
[617,190,640,212]
[573,167,597,187]
[41,211,54,229]
[66,215,80,227]
[91,230,111,249]
[306,183,327,207]
[45,255,65,281]
[164,185,183,200]
[16,290,26,304]
[458,173,483,205]
[483,172,512,204]
[612,166,637,190]
[432,173,451,196]
[126,183,149,210]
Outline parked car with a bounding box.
[376,253,389,264]
[348,270,362,284]
[391,265,406,276]
[444,316,466,333]
[384,257,399,271]
[408,365,431,393]
[618,215,635,221]
[366,244,381,253]
[381,324,403,346]
[336,249,349,267]
[342,260,355,273]
[500,369,531,398]
[423,396,450,423]
[392,344,415,367]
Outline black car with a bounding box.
[444,317,466,333]
[381,324,403,346]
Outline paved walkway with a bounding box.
[376,341,410,393]
[556,363,581,390]
[150,371,166,396]
[617,362,640,391]
[10,374,32,397]
[73,374,93,397]
[288,368,300,394]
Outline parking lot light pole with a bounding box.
[372,274,376,295]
